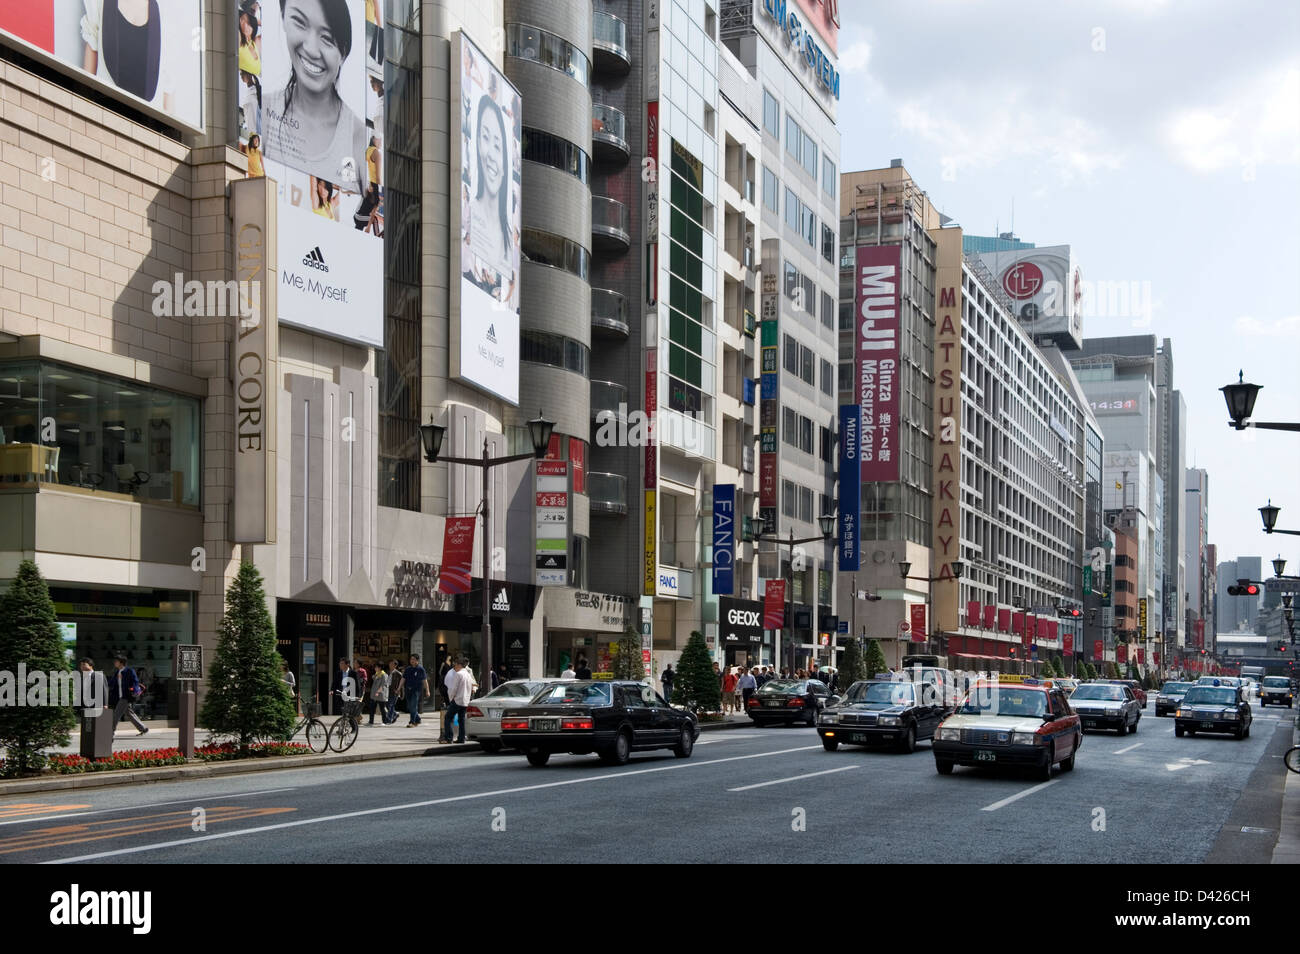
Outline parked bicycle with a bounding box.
[328,692,363,752]
[1285,746,1300,775]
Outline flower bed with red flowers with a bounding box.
[47,748,189,774]
[194,741,311,761]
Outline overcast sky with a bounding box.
[837,0,1300,576]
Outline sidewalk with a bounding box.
[0,712,758,795]
[1271,716,1300,864]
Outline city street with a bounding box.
[2,707,1292,865]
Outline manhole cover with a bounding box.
[1240,826,1274,835]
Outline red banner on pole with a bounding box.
[1137,648,1145,665]
[910,603,926,643]
[764,579,786,630]
[997,608,1010,632]
[1063,633,1074,654]
[1047,620,1058,641]
[1093,640,1103,661]
[967,600,981,628]
[983,604,996,629]
[437,516,477,594]
[1012,612,1024,638]
[1117,643,1128,665]
[1154,652,1160,666]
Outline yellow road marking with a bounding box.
[0,806,295,855]
[0,803,92,819]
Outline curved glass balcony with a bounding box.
[591,195,630,253]
[593,11,631,75]
[592,103,629,165]
[591,288,629,339]
[590,380,628,422]
[587,471,628,515]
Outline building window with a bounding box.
[521,330,590,375]
[786,115,801,160]
[820,358,834,396]
[762,165,779,213]
[783,406,797,446]
[0,360,201,506]
[823,155,836,196]
[802,135,818,178]
[506,23,591,87]
[784,260,798,299]
[522,228,591,280]
[801,203,816,247]
[521,127,590,183]
[821,223,835,264]
[763,89,780,138]
[820,291,834,330]
[783,334,799,374]
[784,186,800,231]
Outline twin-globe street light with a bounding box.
[897,559,964,660]
[747,514,837,674]
[420,412,554,698]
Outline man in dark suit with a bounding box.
[108,655,148,735]
[331,657,360,714]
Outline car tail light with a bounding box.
[746,697,759,707]
[561,718,594,730]
[500,719,529,731]
[787,698,805,707]
[467,706,484,719]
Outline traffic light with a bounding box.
[1227,578,1260,596]
[1278,642,1289,653]
[1009,646,1018,658]
[1056,607,1083,619]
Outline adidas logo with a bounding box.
[486,323,497,344]
[492,589,510,612]
[302,246,329,272]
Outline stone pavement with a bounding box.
[1270,715,1300,864]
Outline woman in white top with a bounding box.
[367,664,389,725]
[263,0,365,191]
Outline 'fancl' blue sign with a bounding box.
[762,0,841,100]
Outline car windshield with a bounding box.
[1160,682,1192,693]
[531,683,613,706]
[1071,685,1125,701]
[1264,677,1291,688]
[844,682,915,705]
[1182,688,1237,706]
[758,680,805,694]
[959,688,1047,717]
[487,681,546,698]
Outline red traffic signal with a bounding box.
[1227,578,1260,596]
[1057,607,1083,618]
[1009,647,1018,658]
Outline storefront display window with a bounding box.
[0,360,200,505]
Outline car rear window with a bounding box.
[759,680,805,694]
[531,684,612,706]
[1182,688,1237,706]
[1160,683,1192,693]
[1071,685,1125,701]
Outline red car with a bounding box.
[1097,679,1147,708]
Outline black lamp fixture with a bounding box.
[818,512,836,538]
[419,416,445,463]
[421,411,555,463]
[1222,371,1300,432]
[1274,555,1288,579]
[898,561,911,579]
[951,560,965,579]
[526,411,556,458]
[1259,501,1300,536]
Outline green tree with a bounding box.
[200,562,296,750]
[838,638,869,689]
[1053,656,1065,677]
[863,639,888,677]
[0,560,76,775]
[671,631,721,714]
[611,628,644,680]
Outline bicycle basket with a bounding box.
[343,699,364,719]
[305,701,321,718]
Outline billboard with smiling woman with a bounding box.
[449,30,522,406]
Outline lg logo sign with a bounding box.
[727,609,761,627]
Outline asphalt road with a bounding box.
[1,705,1293,864]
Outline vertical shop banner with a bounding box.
[643,346,657,596]
[983,604,997,629]
[1012,612,1024,638]
[534,460,568,586]
[1048,620,1058,641]
[237,0,384,348]
[712,484,735,596]
[1154,652,1160,666]
[1093,640,1103,661]
[1083,565,1093,594]
[1138,598,1148,639]
[1063,633,1074,654]
[643,491,657,596]
[910,603,926,643]
[997,608,1011,632]
[1117,643,1128,665]
[230,177,278,544]
[837,405,860,571]
[763,579,786,630]
[437,516,477,594]
[645,100,659,304]
[569,437,586,494]
[1137,648,1145,665]
[966,600,981,628]
[855,244,901,482]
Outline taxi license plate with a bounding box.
[1200,721,1215,729]
[975,750,996,762]
[765,700,783,707]
[1084,719,1098,727]
[532,719,559,731]
[849,732,868,743]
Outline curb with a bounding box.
[0,718,760,795]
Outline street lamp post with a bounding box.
[750,515,836,675]
[1260,501,1300,536]
[897,560,964,661]
[420,412,555,698]
[1221,372,1300,432]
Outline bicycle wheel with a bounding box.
[305,719,329,753]
[1285,746,1300,775]
[329,717,359,752]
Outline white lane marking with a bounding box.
[48,745,822,863]
[1114,742,1144,755]
[980,779,1058,812]
[728,765,858,791]
[0,787,299,827]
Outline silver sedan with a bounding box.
[467,679,572,752]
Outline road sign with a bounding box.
[897,620,910,638]
[837,620,849,634]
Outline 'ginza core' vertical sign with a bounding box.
[231,178,278,544]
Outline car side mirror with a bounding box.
[828,695,841,706]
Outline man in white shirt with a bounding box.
[561,662,576,678]
[441,657,475,744]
